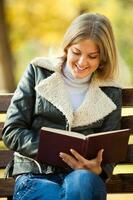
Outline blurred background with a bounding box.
[0,0,133,92]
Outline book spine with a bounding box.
[83,138,89,158]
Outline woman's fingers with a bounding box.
[70,149,87,162]
[59,152,78,168]
[59,148,104,172]
[70,148,104,165]
[96,149,104,164]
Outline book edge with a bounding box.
[41,127,86,139]
[41,127,130,140]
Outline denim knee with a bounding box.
[63,169,106,200]
[13,174,61,200]
[65,169,102,185]
[69,169,106,191]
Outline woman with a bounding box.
[2,13,122,200]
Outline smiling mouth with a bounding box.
[75,64,89,71]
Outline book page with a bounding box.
[86,128,130,138]
[41,126,86,139]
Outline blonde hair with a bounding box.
[61,13,118,80]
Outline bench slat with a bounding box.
[0,122,4,139]
[0,94,13,113]
[0,178,14,197]
[121,116,133,131]
[0,145,132,168]
[0,117,133,139]
[0,150,13,168]
[125,144,133,163]
[0,90,132,111]
[122,88,133,107]
[107,174,133,193]
[0,122,4,129]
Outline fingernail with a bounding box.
[59,152,63,157]
[59,152,62,157]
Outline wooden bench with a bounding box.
[0,89,133,199]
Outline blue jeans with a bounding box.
[13,169,107,200]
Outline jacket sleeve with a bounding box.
[99,87,122,181]
[2,64,39,158]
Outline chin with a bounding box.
[73,73,86,79]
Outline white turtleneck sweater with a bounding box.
[62,65,91,111]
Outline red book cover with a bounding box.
[37,127,130,168]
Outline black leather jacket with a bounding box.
[2,57,122,181]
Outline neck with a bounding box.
[62,64,92,86]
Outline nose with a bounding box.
[78,56,88,68]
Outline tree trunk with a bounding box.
[0,0,16,92]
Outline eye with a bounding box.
[72,50,80,55]
[88,55,99,59]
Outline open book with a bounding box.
[37,127,130,168]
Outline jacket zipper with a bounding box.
[65,119,69,131]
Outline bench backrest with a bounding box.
[0,94,14,169]
[0,89,133,168]
[121,89,133,163]
[0,89,133,197]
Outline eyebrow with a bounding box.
[73,47,99,55]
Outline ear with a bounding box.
[98,64,104,69]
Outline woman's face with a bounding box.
[66,39,100,79]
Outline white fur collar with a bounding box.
[31,56,62,72]
[31,57,120,128]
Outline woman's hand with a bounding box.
[59,149,104,175]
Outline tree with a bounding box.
[0,0,15,92]
[3,0,133,85]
